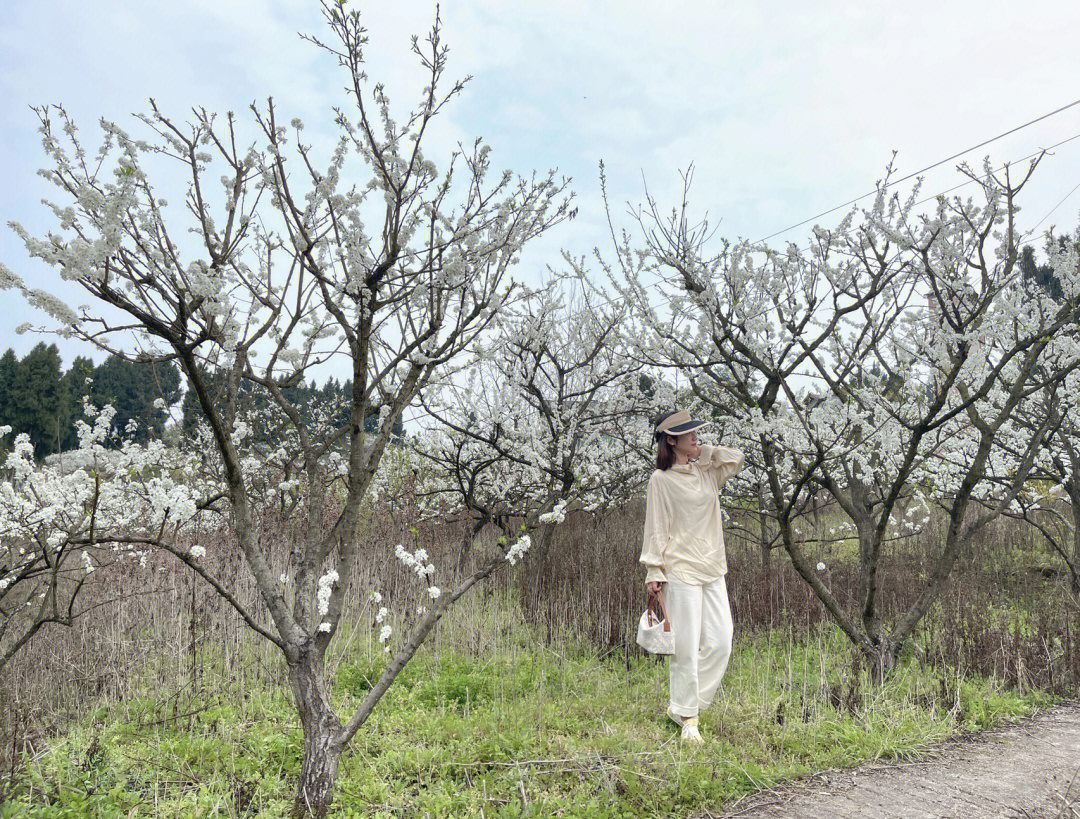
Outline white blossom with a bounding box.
[316,569,339,618]
[538,500,568,525]
[506,534,531,566]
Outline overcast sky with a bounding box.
[4,0,1080,375]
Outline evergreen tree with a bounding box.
[89,355,180,443]
[12,343,69,458]
[0,349,17,451]
[179,370,401,444]
[61,354,96,449]
[1019,243,1063,301]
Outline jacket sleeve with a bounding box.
[640,475,669,585]
[696,443,745,489]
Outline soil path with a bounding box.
[711,702,1080,819]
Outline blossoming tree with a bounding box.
[994,238,1080,598]
[1,5,572,814]
[612,156,1080,671]
[413,270,663,599]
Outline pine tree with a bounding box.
[0,348,18,452]
[1019,244,1063,301]
[61,354,96,449]
[89,355,181,444]
[12,343,69,458]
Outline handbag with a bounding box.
[635,587,675,655]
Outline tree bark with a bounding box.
[1069,480,1080,598]
[289,648,344,818]
[1074,512,1080,597]
[521,524,556,618]
[757,487,772,570]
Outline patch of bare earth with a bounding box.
[707,702,1080,819]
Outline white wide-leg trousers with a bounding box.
[664,573,733,718]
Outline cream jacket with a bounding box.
[639,444,745,585]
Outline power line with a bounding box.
[1026,178,1080,237]
[756,96,1080,245]
[594,128,1080,346]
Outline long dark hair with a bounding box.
[653,410,678,470]
[655,431,677,470]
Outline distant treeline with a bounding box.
[0,344,180,457]
[0,344,401,458]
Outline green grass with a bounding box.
[2,612,1057,818]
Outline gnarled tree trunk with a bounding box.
[289,648,343,818]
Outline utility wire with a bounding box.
[756,97,1080,245]
[1026,178,1080,237]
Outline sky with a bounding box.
[3,0,1080,382]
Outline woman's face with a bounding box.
[667,430,701,461]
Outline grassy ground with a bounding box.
[2,595,1057,819]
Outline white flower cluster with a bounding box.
[190,545,206,559]
[316,569,339,618]
[394,544,435,579]
[506,534,531,565]
[538,500,568,525]
[411,273,662,565]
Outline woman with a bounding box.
[640,409,745,744]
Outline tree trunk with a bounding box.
[521,525,556,618]
[1063,457,1080,598]
[289,648,344,818]
[757,488,772,570]
[1071,488,1080,597]
[457,517,485,575]
[864,638,899,682]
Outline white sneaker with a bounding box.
[681,716,703,744]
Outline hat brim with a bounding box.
[660,419,709,435]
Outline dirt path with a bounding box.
[711,702,1080,819]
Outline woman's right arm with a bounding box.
[696,443,745,488]
[640,476,668,587]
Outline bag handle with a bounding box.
[646,587,672,632]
